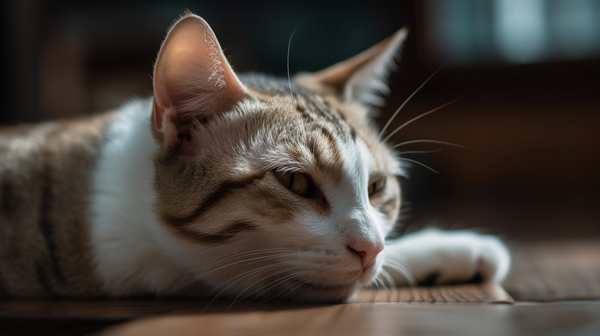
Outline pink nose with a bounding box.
[348,239,384,268]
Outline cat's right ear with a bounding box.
[152,12,247,155]
[295,28,408,108]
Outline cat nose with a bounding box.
[348,239,384,268]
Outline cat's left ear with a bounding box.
[152,12,247,154]
[296,28,408,107]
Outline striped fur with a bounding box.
[0,13,509,301]
[0,114,112,298]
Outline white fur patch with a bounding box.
[382,229,511,286]
[89,98,194,296]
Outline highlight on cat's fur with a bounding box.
[0,11,510,301]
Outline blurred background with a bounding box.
[2,0,599,240]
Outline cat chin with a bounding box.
[358,253,384,286]
[282,280,361,303]
[279,265,381,303]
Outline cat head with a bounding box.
[150,12,406,302]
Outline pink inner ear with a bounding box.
[151,13,248,155]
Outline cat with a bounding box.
[0,11,510,302]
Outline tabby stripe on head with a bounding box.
[306,128,343,183]
[161,172,266,227]
[319,127,342,166]
[174,221,258,245]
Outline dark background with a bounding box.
[2,0,600,240]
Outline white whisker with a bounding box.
[196,252,296,279]
[378,276,390,292]
[382,96,463,143]
[230,268,299,306]
[385,260,417,286]
[400,149,442,155]
[379,269,396,301]
[390,139,469,150]
[170,249,301,294]
[219,262,288,290]
[379,65,446,139]
[277,279,307,302]
[249,271,308,303]
[400,158,440,174]
[287,27,299,110]
[372,278,383,302]
[203,263,292,310]
[379,268,397,289]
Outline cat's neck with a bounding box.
[89,98,198,296]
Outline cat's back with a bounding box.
[0,112,116,298]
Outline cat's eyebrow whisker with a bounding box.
[379,64,446,139]
[285,26,309,142]
[400,149,442,155]
[287,27,299,111]
[400,158,440,174]
[390,139,469,150]
[382,96,463,143]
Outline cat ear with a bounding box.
[296,28,408,107]
[152,12,247,154]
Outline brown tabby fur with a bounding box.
[0,113,114,298]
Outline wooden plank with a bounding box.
[98,302,600,336]
[504,240,600,302]
[0,283,512,321]
[351,282,513,304]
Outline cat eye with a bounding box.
[274,171,313,198]
[368,176,387,197]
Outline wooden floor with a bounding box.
[1,241,599,336]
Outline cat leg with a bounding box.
[380,229,510,287]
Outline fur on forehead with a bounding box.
[186,93,404,178]
[187,97,313,172]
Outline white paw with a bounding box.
[381,229,511,286]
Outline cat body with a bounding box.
[0,13,509,301]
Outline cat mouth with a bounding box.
[284,266,377,299]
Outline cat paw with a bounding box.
[382,229,511,286]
